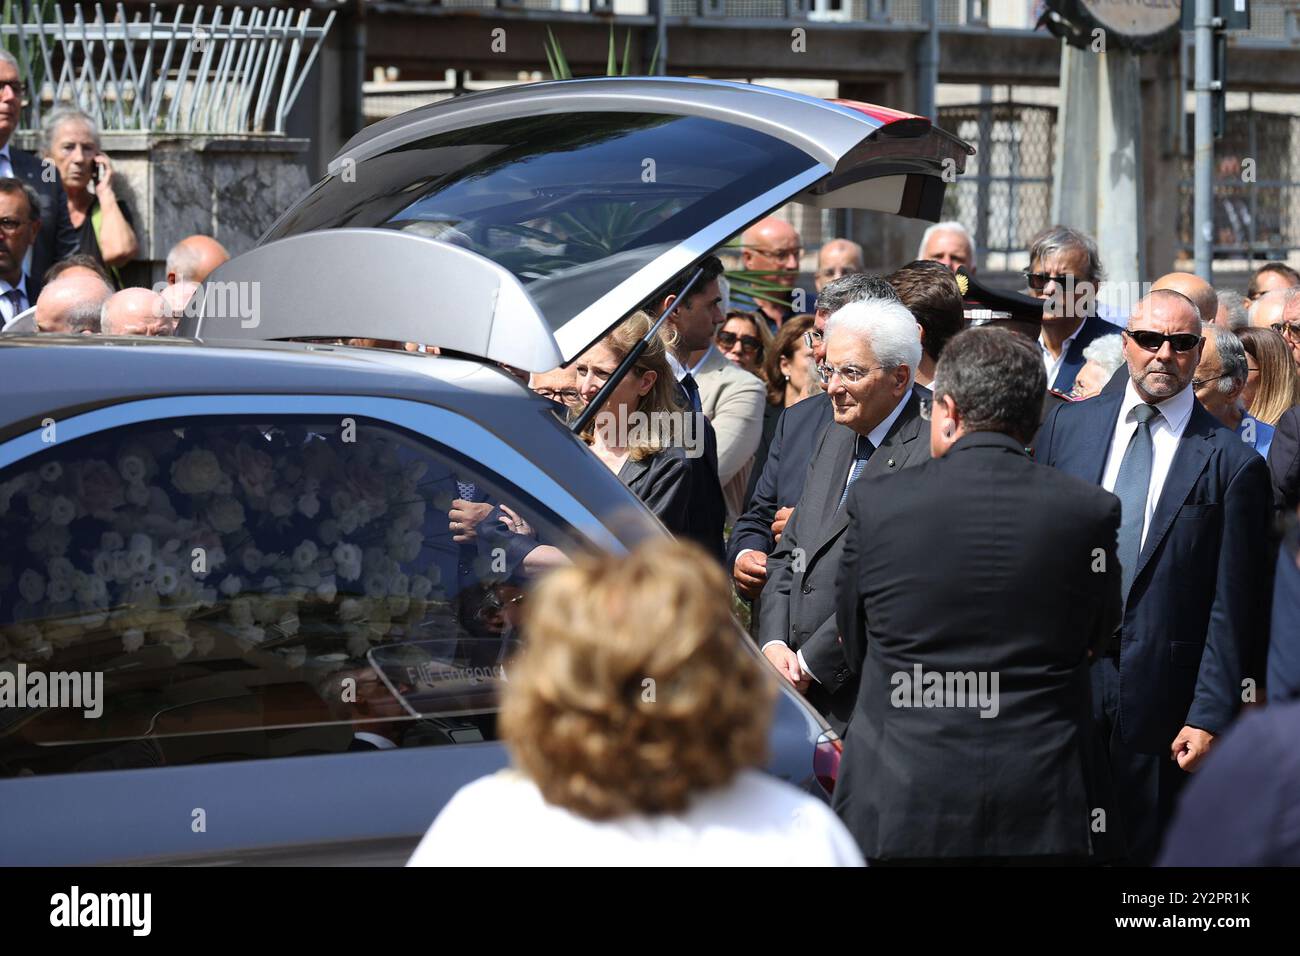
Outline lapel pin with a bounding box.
[887,458,896,468]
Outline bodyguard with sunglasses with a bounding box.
[1034,289,1272,865]
[0,53,78,284]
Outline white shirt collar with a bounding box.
[1039,317,1087,357]
[666,351,688,382]
[0,143,11,161]
[1119,377,1195,434]
[0,273,28,298]
[866,388,912,449]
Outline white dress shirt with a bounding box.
[407,768,865,866]
[1101,379,1196,549]
[0,143,13,180]
[1040,317,1087,386]
[0,273,30,327]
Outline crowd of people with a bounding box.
[438,214,1300,867]
[0,50,230,338]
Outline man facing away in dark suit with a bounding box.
[833,328,1122,863]
[0,52,77,284]
[759,296,929,732]
[1025,225,1116,394]
[1035,288,1272,865]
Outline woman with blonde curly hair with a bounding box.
[407,538,862,866]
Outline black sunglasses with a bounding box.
[716,330,763,355]
[1023,271,1075,292]
[1124,329,1202,353]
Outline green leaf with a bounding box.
[647,34,662,76]
[548,27,572,80]
[621,29,633,77]
[543,32,560,81]
[606,26,617,77]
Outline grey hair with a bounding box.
[41,107,99,155]
[1027,224,1104,284]
[825,296,923,388]
[1219,295,1249,330]
[917,221,973,261]
[815,273,898,315]
[1080,333,1126,379]
[0,50,17,73]
[165,241,199,281]
[933,327,1046,445]
[1205,322,1249,394]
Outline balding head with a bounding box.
[160,280,200,320]
[1151,272,1218,325]
[101,287,172,336]
[1124,289,1204,403]
[816,238,864,292]
[1248,288,1296,329]
[166,235,230,285]
[35,273,113,334]
[741,217,802,289]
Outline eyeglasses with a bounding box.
[1192,373,1230,389]
[0,216,31,233]
[747,245,802,261]
[0,80,27,100]
[803,329,824,348]
[1023,271,1075,292]
[716,330,763,355]
[533,387,581,405]
[816,362,886,385]
[1271,321,1300,341]
[1124,329,1203,353]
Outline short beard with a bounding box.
[1134,364,1189,400]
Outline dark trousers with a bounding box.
[1089,656,1190,865]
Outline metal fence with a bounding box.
[0,2,334,133]
[937,101,1056,267]
[1177,105,1300,262]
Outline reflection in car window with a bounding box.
[265,113,818,332]
[0,416,583,775]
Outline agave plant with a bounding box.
[544,26,661,81]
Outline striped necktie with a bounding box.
[837,435,875,511]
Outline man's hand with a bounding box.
[763,643,810,693]
[448,499,494,542]
[733,550,768,600]
[771,506,794,544]
[1171,726,1216,772]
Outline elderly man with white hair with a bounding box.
[100,287,172,336]
[917,220,975,273]
[758,297,930,732]
[34,272,112,334]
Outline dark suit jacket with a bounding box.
[727,394,834,570]
[833,432,1122,860]
[1269,405,1300,511]
[1035,389,1272,753]
[10,146,78,284]
[618,444,702,551]
[759,390,928,732]
[1157,698,1300,866]
[1050,315,1118,393]
[1267,526,1300,704]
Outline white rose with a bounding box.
[154,566,179,596]
[409,575,433,600]
[121,628,146,653]
[18,569,45,604]
[118,455,147,483]
[27,493,50,521]
[316,577,338,603]
[46,578,73,603]
[338,597,365,622]
[219,574,242,597]
[268,492,294,518]
[48,496,76,526]
[39,461,63,483]
[241,547,264,574]
[126,482,150,507]
[330,490,355,517]
[292,541,319,571]
[261,576,282,592]
[171,448,224,495]
[364,571,388,599]
[129,549,152,574]
[297,493,320,518]
[47,557,75,581]
[207,496,246,535]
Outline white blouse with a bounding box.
[407,768,864,867]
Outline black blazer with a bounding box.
[618,443,704,551]
[833,432,1123,860]
[1049,314,1118,393]
[10,145,79,284]
[726,394,835,569]
[1035,389,1272,752]
[759,391,928,732]
[1269,405,1300,511]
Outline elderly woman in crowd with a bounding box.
[408,537,863,865]
[1236,325,1300,426]
[42,108,137,286]
[714,308,772,379]
[1068,332,1125,400]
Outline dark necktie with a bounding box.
[837,435,875,511]
[680,373,702,414]
[1114,402,1159,600]
[4,287,24,318]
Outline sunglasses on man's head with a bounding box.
[1124,329,1202,353]
[716,330,763,355]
